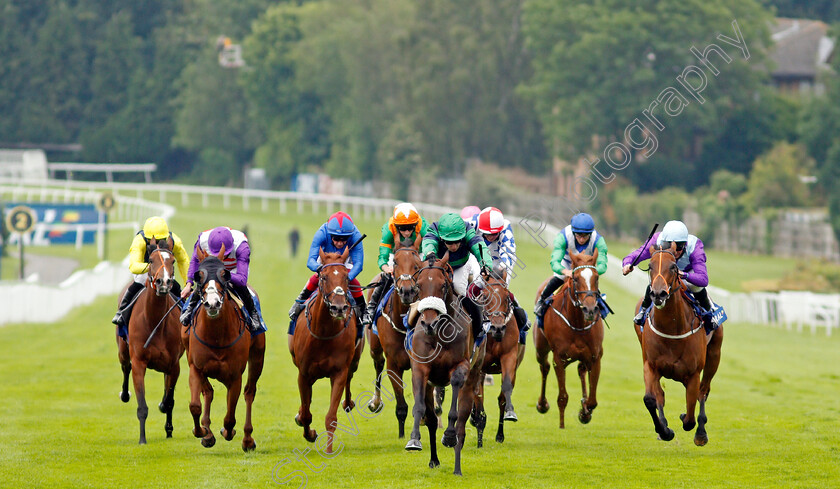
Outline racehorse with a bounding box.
[182,246,266,451]
[290,248,364,453]
[470,268,522,448]
[116,236,184,444]
[404,253,484,476]
[367,241,422,438]
[634,242,723,445]
[533,248,604,429]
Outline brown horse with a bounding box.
[634,242,723,445]
[290,248,364,453]
[367,243,422,438]
[182,246,266,451]
[471,268,522,447]
[534,248,604,429]
[116,236,184,444]
[404,254,484,476]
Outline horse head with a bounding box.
[481,266,511,342]
[569,247,600,322]
[148,237,176,296]
[648,242,681,308]
[393,246,422,305]
[195,254,230,318]
[318,247,352,320]
[415,252,453,337]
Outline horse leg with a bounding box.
[325,369,351,454]
[501,350,518,423]
[424,383,440,469]
[189,366,216,447]
[161,366,179,438]
[553,353,569,429]
[242,337,265,452]
[442,365,466,448]
[694,396,709,446]
[534,330,551,414]
[694,327,722,447]
[367,331,386,414]
[117,338,131,402]
[643,362,673,441]
[343,340,364,412]
[405,368,427,451]
[130,361,149,444]
[679,372,701,434]
[580,358,600,424]
[434,386,445,417]
[470,376,486,448]
[295,374,317,443]
[384,360,409,439]
[221,376,242,442]
[453,365,478,476]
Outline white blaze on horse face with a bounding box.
[205,280,222,308]
[159,251,172,283]
[580,268,593,291]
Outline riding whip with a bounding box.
[629,223,659,268]
[143,299,183,349]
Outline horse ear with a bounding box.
[412,233,422,250]
[217,242,226,260]
[194,269,205,284]
[197,247,208,262]
[340,245,350,262]
[668,241,677,253]
[166,236,174,250]
[648,244,656,255]
[319,247,326,264]
[591,247,598,261]
[439,251,450,266]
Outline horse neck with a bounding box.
[139,283,172,319]
[650,288,694,332]
[559,282,584,322]
[195,298,240,342]
[309,291,348,335]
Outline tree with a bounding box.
[747,142,815,209]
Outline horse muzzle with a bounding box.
[329,302,349,320]
[651,288,670,308]
[489,324,505,342]
[203,301,222,318]
[397,286,417,305]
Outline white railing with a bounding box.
[2,178,837,335]
[47,163,157,183]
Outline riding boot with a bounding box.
[363,274,389,326]
[237,286,261,332]
[634,285,653,325]
[353,295,367,340]
[693,287,718,329]
[288,286,315,320]
[513,306,530,344]
[534,275,564,318]
[180,291,200,326]
[113,282,144,327]
[461,295,486,343]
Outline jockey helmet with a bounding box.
[438,213,467,242]
[477,207,505,234]
[208,226,234,255]
[142,216,170,240]
[326,211,356,238]
[393,203,420,226]
[661,220,689,243]
[459,206,481,220]
[570,213,595,233]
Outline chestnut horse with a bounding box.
[404,254,484,476]
[634,242,723,445]
[534,248,604,429]
[182,247,266,451]
[471,268,522,447]
[367,243,422,438]
[116,236,184,444]
[290,248,364,453]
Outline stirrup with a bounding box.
[633,310,645,326]
[179,307,192,325]
[111,313,123,326]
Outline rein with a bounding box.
[645,249,701,340]
[190,267,247,350]
[305,262,354,341]
[548,265,599,332]
[483,281,514,326]
[648,249,681,299]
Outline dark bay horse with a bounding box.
[634,242,723,445]
[367,243,422,438]
[471,269,522,447]
[183,246,266,451]
[117,236,184,444]
[534,248,604,429]
[290,248,364,453]
[404,254,484,476]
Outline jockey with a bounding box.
[287,211,366,339]
[421,212,493,341]
[474,206,531,345]
[534,212,609,319]
[362,202,429,327]
[111,216,190,336]
[460,205,481,229]
[622,220,717,328]
[179,226,262,332]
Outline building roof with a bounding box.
[770,18,834,79]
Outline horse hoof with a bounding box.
[694,434,709,447]
[158,402,166,413]
[405,438,422,451]
[578,410,592,424]
[495,434,505,443]
[536,399,549,414]
[192,427,207,438]
[429,459,440,469]
[504,410,518,422]
[221,428,236,441]
[434,406,443,417]
[441,431,456,448]
[201,434,216,448]
[304,429,317,443]
[119,391,131,403]
[367,400,383,414]
[343,400,356,412]
[294,414,303,427]
[243,440,256,452]
[658,429,675,442]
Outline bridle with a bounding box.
[148,248,173,295]
[318,262,350,312]
[482,280,514,328]
[648,249,682,301]
[569,264,600,308]
[393,247,421,301]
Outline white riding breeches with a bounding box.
[453,254,482,297]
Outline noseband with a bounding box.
[570,265,599,308]
[393,248,421,299]
[148,249,172,293]
[483,281,514,327]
